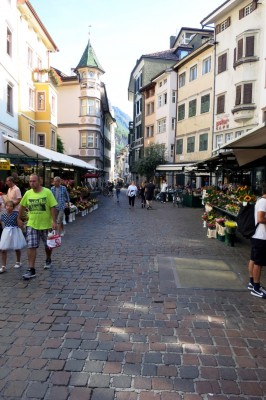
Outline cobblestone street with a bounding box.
[0,190,265,400]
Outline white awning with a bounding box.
[3,135,98,170]
[156,163,194,171]
[221,123,266,166]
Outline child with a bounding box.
[0,200,26,273]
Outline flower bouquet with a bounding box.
[224,220,237,246]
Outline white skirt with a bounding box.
[0,227,27,250]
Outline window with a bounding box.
[201,94,210,113]
[179,72,186,88]
[236,36,255,61]
[187,137,195,153]
[29,88,35,109]
[29,125,35,144]
[172,90,177,103]
[218,53,227,73]
[176,139,183,155]
[158,93,167,107]
[27,47,33,68]
[37,92,45,111]
[164,93,167,105]
[37,134,45,147]
[51,130,56,150]
[189,65,197,81]
[87,133,94,147]
[216,17,231,34]
[171,144,174,158]
[235,130,243,138]
[225,132,233,143]
[7,27,12,56]
[146,102,154,115]
[215,134,223,148]
[171,118,176,131]
[157,118,166,134]
[202,56,211,74]
[80,132,94,148]
[158,95,162,108]
[189,99,197,117]
[178,104,185,121]
[239,1,257,19]
[235,83,253,105]
[7,83,13,114]
[81,99,98,116]
[146,125,154,138]
[217,94,225,114]
[135,98,142,115]
[199,133,208,151]
[135,73,142,93]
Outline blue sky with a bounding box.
[30,0,222,117]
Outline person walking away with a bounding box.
[6,176,22,212]
[17,174,57,280]
[249,183,266,298]
[0,200,26,273]
[140,182,146,208]
[115,183,121,203]
[51,176,70,236]
[145,180,155,210]
[127,181,138,208]
[160,179,168,203]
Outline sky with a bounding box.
[30,0,223,117]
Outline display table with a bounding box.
[183,194,202,208]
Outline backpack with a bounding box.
[236,202,258,239]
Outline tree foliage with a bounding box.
[57,135,65,154]
[135,143,166,180]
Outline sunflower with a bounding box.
[244,195,251,202]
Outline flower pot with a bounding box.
[207,228,217,239]
[225,232,235,247]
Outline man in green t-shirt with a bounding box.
[18,174,57,280]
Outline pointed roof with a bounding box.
[76,41,105,73]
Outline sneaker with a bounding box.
[14,262,22,269]
[259,286,266,295]
[251,288,266,298]
[44,260,52,269]
[0,266,6,274]
[60,231,65,237]
[23,269,36,280]
[248,282,253,291]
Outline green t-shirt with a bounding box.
[20,187,57,230]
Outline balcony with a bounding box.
[231,104,256,122]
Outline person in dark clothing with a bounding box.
[139,182,146,208]
[145,180,155,210]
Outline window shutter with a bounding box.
[251,0,258,11]
[215,24,221,35]
[235,86,241,105]
[237,38,243,60]
[243,83,252,104]
[233,48,236,68]
[218,54,227,74]
[239,8,244,19]
[246,36,254,57]
[227,16,231,27]
[217,95,225,114]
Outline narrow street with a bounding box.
[0,191,265,400]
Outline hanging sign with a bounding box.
[0,159,10,170]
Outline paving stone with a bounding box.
[25,382,49,398]
[91,388,115,400]
[88,374,110,388]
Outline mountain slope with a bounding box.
[113,106,131,155]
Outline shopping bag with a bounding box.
[47,231,61,249]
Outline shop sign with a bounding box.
[0,158,10,170]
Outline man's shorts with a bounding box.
[26,227,50,248]
[56,209,65,224]
[251,238,266,267]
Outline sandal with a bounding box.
[0,266,6,274]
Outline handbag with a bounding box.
[47,230,61,249]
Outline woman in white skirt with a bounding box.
[0,200,26,273]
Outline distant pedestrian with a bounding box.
[115,183,121,203]
[160,179,168,203]
[0,200,26,273]
[145,180,155,210]
[127,181,138,208]
[5,176,22,212]
[139,181,146,208]
[51,176,70,237]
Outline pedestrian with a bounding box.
[145,180,155,210]
[51,176,70,236]
[248,183,266,298]
[5,176,22,212]
[115,183,121,203]
[139,181,146,208]
[0,200,26,273]
[17,174,57,280]
[127,181,138,208]
[160,179,168,203]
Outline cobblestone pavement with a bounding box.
[0,190,266,400]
